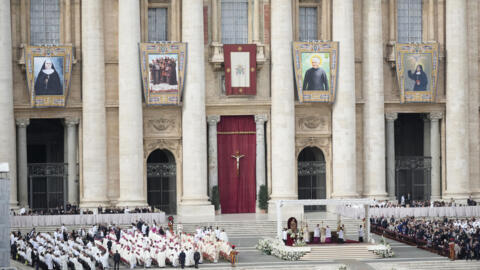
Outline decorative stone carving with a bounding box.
[207,115,221,126]
[295,137,331,159]
[428,112,443,121]
[148,119,175,132]
[299,116,322,129]
[15,118,30,128]
[144,139,181,159]
[65,117,79,127]
[385,112,398,121]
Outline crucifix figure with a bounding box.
[231,150,245,176]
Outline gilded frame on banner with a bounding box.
[140,43,187,105]
[25,46,74,108]
[395,43,439,103]
[293,41,339,103]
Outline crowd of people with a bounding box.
[10,220,236,269]
[11,205,156,216]
[371,215,480,260]
[368,196,478,208]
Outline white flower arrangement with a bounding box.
[256,238,311,261]
[368,236,395,258]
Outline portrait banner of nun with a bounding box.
[292,41,339,103]
[139,42,187,106]
[25,46,74,108]
[395,43,439,103]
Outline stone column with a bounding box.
[16,119,29,208]
[65,118,79,205]
[0,0,17,208]
[117,0,146,207]
[468,0,480,197]
[211,0,219,43]
[207,115,220,196]
[80,0,108,208]
[423,117,431,156]
[445,0,470,199]
[385,113,398,199]
[362,0,387,199]
[253,0,260,43]
[269,0,297,206]
[255,114,267,195]
[179,0,214,217]
[332,0,357,198]
[429,112,442,200]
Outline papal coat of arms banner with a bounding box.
[140,42,187,105]
[25,46,74,108]
[223,44,257,95]
[293,41,339,103]
[395,43,439,103]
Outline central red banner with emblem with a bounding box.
[223,44,257,95]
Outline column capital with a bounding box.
[207,115,221,125]
[15,118,30,128]
[255,114,268,124]
[428,112,443,121]
[385,112,398,121]
[65,117,80,127]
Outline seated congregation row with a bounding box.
[10,221,235,269]
[371,216,480,260]
[12,205,156,216]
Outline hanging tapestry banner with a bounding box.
[395,43,439,103]
[140,42,187,105]
[24,46,74,108]
[292,41,339,103]
[223,44,257,95]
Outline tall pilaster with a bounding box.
[468,0,480,197]
[429,112,442,200]
[207,115,220,196]
[179,0,214,217]
[255,114,267,196]
[80,0,108,207]
[445,0,470,199]
[269,0,296,204]
[16,119,29,208]
[65,118,79,205]
[332,0,357,198]
[362,0,387,199]
[117,0,146,207]
[253,0,260,43]
[0,0,18,208]
[385,113,397,199]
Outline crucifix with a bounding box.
[231,150,245,176]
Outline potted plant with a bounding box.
[258,185,269,213]
[211,185,221,214]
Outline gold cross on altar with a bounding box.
[231,150,245,176]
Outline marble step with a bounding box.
[368,261,480,270]
[301,244,379,260]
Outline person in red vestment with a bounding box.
[286,217,299,246]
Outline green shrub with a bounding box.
[211,185,220,210]
[258,185,269,210]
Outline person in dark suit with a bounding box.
[302,56,329,90]
[179,250,186,269]
[107,239,112,252]
[113,250,121,270]
[194,249,201,269]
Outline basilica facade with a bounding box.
[0,0,478,217]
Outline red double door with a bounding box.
[217,116,256,213]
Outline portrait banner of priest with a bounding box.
[24,46,74,108]
[293,41,339,103]
[223,44,257,96]
[395,43,439,103]
[139,43,187,105]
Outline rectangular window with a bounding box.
[397,0,422,43]
[299,7,318,41]
[30,0,60,45]
[221,0,248,44]
[148,8,168,41]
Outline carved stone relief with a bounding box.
[296,115,329,133]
